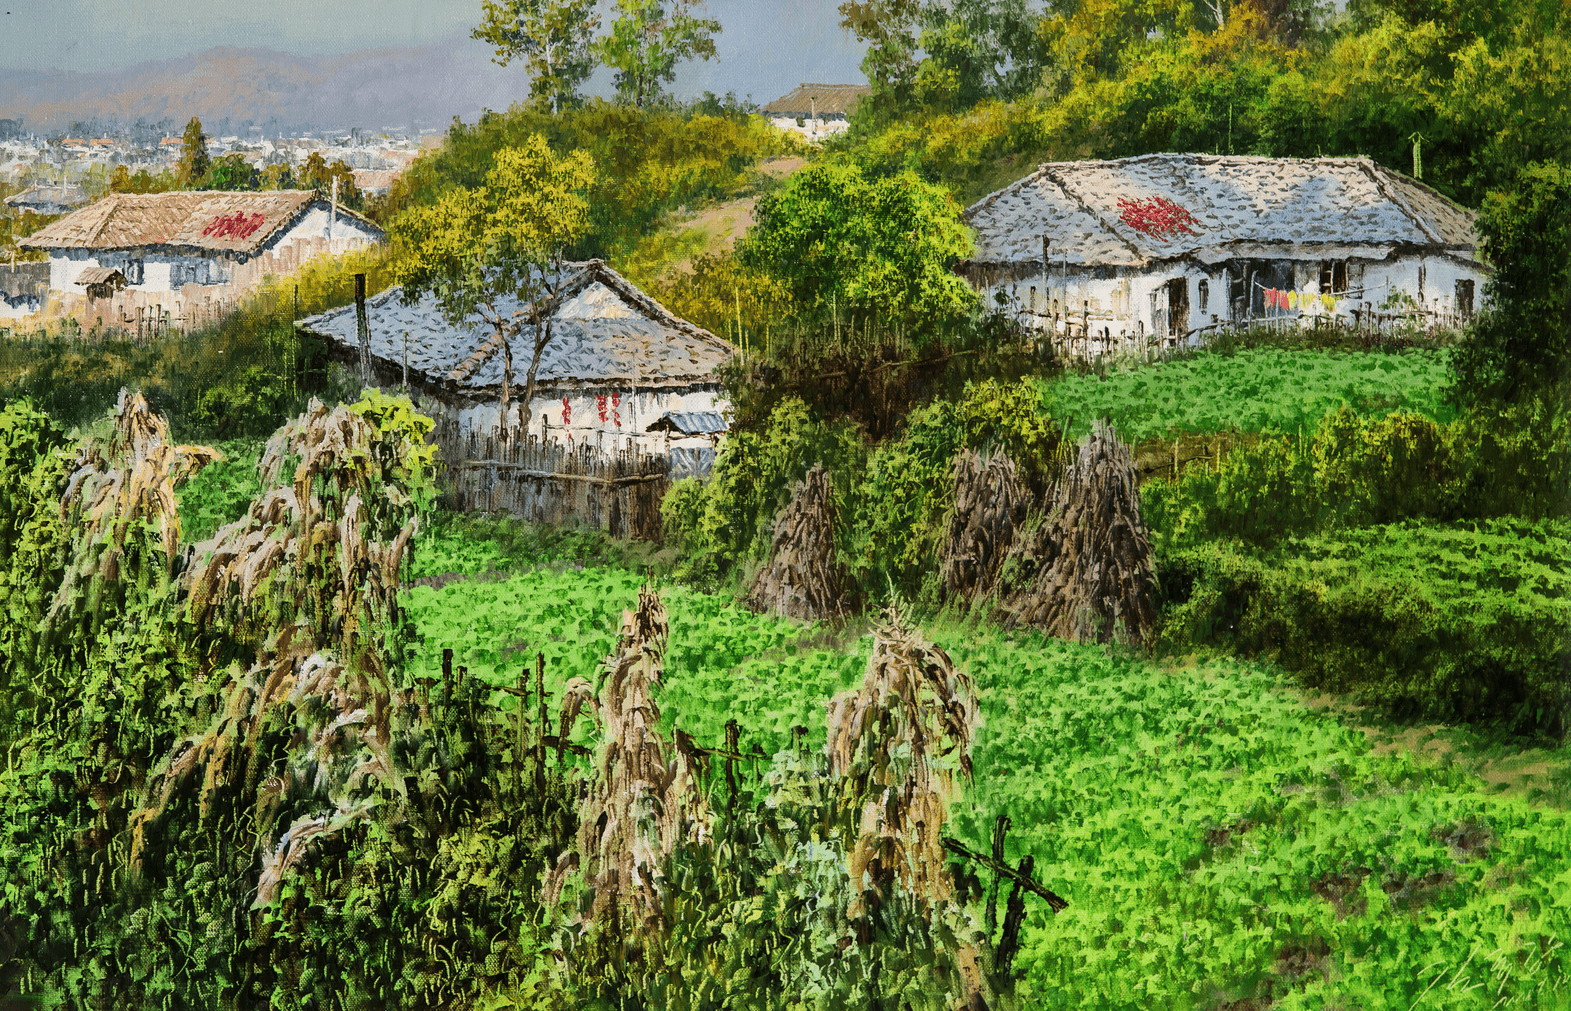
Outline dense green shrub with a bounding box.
[661,396,868,581]
[1156,518,1571,733]
[1141,407,1463,552]
[1448,161,1571,404]
[174,437,263,544]
[664,380,1067,600]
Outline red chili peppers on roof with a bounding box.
[1115,196,1200,241]
[201,211,268,240]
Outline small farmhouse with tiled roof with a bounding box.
[959,153,1489,352]
[4,184,88,215]
[296,260,734,474]
[762,83,869,140]
[21,190,384,298]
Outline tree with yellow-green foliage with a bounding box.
[176,117,210,186]
[390,135,595,437]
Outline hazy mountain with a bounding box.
[0,5,869,138]
[0,39,541,135]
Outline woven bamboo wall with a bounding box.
[433,417,671,541]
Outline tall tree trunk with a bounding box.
[519,312,553,435]
[499,322,513,444]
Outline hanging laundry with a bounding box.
[1287,289,1299,310]
[1322,293,1336,313]
[1265,287,1278,310]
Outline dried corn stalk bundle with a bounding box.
[826,604,977,922]
[47,389,219,624]
[186,397,416,644]
[547,586,710,943]
[129,398,425,907]
[746,465,845,621]
[994,420,1157,646]
[127,630,409,911]
[939,449,1032,606]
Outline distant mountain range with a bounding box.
[0,39,544,135]
[0,3,871,139]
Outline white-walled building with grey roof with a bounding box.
[296,259,734,473]
[957,153,1490,355]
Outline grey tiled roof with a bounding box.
[296,259,734,394]
[963,154,1481,269]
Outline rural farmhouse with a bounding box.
[761,83,869,141]
[4,184,88,215]
[295,259,734,478]
[19,190,384,326]
[958,153,1489,355]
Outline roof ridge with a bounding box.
[1357,158,1445,244]
[451,259,725,385]
[1040,166,1147,263]
[960,165,1052,224]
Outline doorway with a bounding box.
[1166,277,1189,338]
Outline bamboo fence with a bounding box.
[432,416,671,541]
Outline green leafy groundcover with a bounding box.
[400,567,867,758]
[1040,348,1455,443]
[936,629,1571,1010]
[1157,519,1571,729]
[396,557,1571,1009]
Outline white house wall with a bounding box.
[428,387,728,457]
[275,208,382,248]
[977,253,1489,352]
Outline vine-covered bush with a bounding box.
[1156,518,1571,733]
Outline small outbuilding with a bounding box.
[295,259,734,475]
[958,153,1489,354]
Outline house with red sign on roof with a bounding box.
[19,190,383,302]
[957,153,1489,356]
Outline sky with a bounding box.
[0,0,869,104]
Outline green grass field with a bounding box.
[1040,348,1456,443]
[398,521,1571,1011]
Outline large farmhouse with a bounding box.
[22,190,383,297]
[958,154,1489,354]
[295,260,734,477]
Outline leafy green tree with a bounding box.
[914,0,1050,110]
[259,163,295,190]
[108,164,177,194]
[390,135,595,434]
[472,0,602,113]
[839,0,923,119]
[594,0,720,109]
[299,151,364,209]
[742,160,976,330]
[176,116,210,185]
[202,152,258,191]
[1449,160,1571,402]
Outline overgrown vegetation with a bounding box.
[0,244,393,439]
[3,0,1568,1003]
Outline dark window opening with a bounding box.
[1197,279,1209,312]
[1320,260,1348,294]
[1455,278,1475,315]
